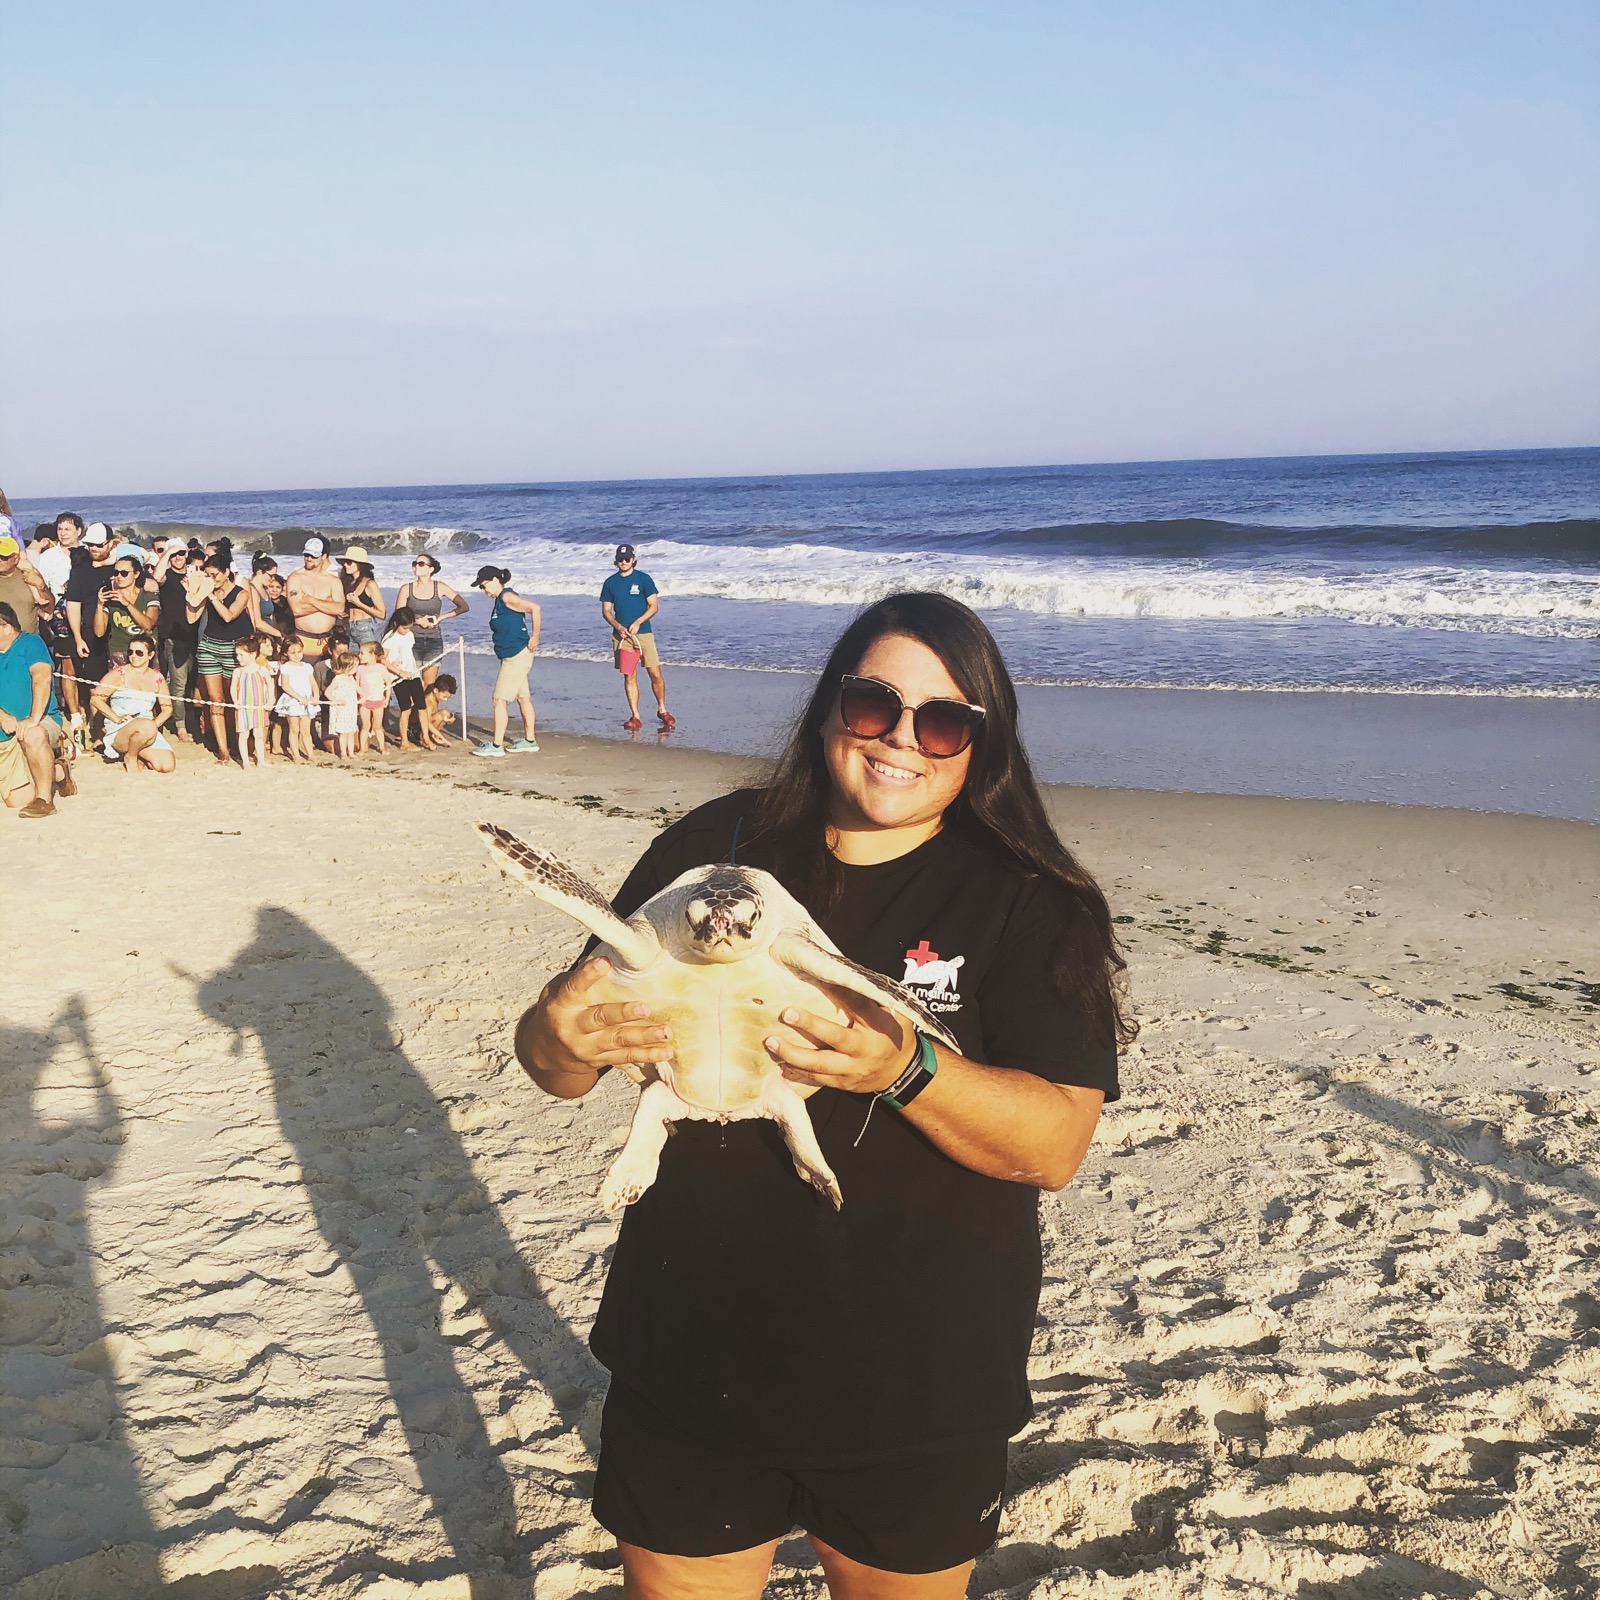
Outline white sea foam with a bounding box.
[377,537,1600,641]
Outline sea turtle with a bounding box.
[476,821,958,1212]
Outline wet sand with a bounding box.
[452,654,1600,821]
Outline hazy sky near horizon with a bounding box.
[3,2,1596,497]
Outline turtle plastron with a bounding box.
[476,820,954,1212]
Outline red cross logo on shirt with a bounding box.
[905,939,939,967]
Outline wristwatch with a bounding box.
[878,1029,938,1111]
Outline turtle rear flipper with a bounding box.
[758,1074,842,1209]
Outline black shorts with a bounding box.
[392,677,425,710]
[592,1383,1008,1575]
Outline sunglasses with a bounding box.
[837,674,985,759]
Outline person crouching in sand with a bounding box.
[424,672,458,743]
[89,637,176,774]
[229,636,273,769]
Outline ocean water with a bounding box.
[17,448,1597,697]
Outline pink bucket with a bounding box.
[618,646,642,676]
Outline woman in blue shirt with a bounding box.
[469,566,541,758]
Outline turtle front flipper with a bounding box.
[476,821,660,971]
[770,931,958,1050]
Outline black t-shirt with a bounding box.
[64,558,115,616]
[588,789,1119,1467]
[158,571,200,645]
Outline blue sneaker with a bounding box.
[472,741,507,759]
[507,737,540,753]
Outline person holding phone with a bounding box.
[93,557,161,667]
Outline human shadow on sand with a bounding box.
[196,906,601,1590]
[0,1002,166,1591]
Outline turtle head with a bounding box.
[681,868,765,963]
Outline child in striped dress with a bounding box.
[230,635,274,768]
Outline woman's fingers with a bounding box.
[774,1006,853,1049]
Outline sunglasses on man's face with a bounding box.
[836,674,985,759]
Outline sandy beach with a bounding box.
[3,737,1596,1599]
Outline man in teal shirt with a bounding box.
[600,544,675,731]
[0,599,67,818]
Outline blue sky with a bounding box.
[2,2,1596,495]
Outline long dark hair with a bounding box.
[750,592,1134,1046]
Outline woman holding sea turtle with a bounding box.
[516,592,1128,1598]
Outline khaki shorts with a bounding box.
[493,647,534,702]
[0,718,63,801]
[615,631,661,673]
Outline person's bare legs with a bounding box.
[622,667,641,723]
[3,721,58,807]
[619,1539,778,1600]
[113,722,154,772]
[811,1537,975,1599]
[645,663,670,720]
[492,696,510,747]
[200,674,231,763]
[516,689,536,743]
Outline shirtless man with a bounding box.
[285,537,345,653]
[284,536,343,709]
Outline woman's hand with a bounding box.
[764,989,916,1095]
[514,957,673,1094]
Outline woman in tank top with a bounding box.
[88,636,176,772]
[186,554,254,763]
[340,546,388,649]
[396,553,468,685]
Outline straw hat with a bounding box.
[341,545,375,569]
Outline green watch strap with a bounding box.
[879,1028,938,1110]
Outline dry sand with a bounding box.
[2,738,1596,1599]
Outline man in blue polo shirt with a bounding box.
[0,599,68,818]
[600,543,675,732]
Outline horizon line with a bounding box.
[8,441,1597,509]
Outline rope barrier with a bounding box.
[44,643,467,717]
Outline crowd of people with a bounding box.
[0,500,679,818]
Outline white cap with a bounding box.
[85,521,114,545]
[303,535,327,556]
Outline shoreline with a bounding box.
[447,657,1600,823]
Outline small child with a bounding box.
[325,650,360,760]
[229,635,273,768]
[382,606,427,751]
[424,673,458,744]
[274,634,318,765]
[354,641,393,754]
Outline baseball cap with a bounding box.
[470,565,504,588]
[0,536,19,557]
[85,522,113,546]
[303,536,327,556]
[615,543,636,562]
